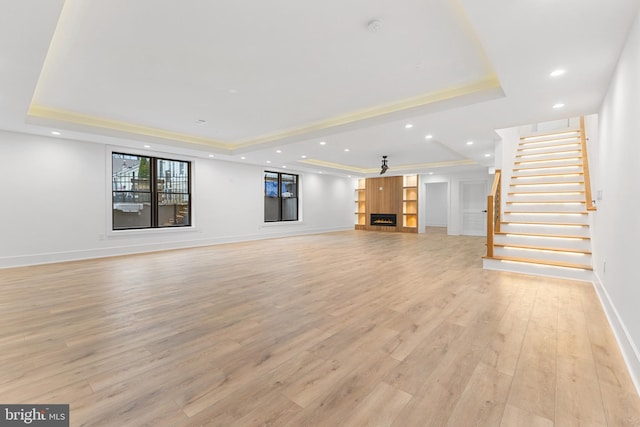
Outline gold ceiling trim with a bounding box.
[27,104,234,150]
[235,76,501,148]
[28,75,500,152]
[298,159,370,173]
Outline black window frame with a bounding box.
[264,171,299,222]
[112,152,192,230]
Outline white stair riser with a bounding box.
[511,175,584,184]
[502,213,589,224]
[515,158,583,169]
[517,143,581,155]
[483,258,593,282]
[506,202,586,212]
[495,234,592,251]
[494,246,591,265]
[513,165,582,175]
[507,193,585,202]
[518,136,581,148]
[499,223,590,237]
[516,151,582,162]
[510,183,584,192]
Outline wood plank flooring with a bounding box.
[1,230,639,426]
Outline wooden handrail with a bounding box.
[486,169,501,258]
[580,117,596,211]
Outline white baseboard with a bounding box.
[0,226,352,268]
[483,257,594,282]
[592,272,640,397]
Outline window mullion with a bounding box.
[279,174,283,221]
[151,158,158,228]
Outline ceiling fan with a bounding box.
[380,155,389,175]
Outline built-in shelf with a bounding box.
[402,175,418,229]
[355,178,366,227]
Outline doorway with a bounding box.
[425,182,448,233]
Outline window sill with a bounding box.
[261,221,304,227]
[107,225,198,238]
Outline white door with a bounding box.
[461,180,487,236]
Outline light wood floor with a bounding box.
[1,230,639,426]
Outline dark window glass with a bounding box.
[264,171,298,222]
[112,153,191,230]
[157,158,191,226]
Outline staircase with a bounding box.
[483,125,594,281]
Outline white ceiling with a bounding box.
[2,0,639,177]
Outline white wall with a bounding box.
[495,127,520,216]
[592,7,640,394]
[424,182,448,227]
[0,131,354,267]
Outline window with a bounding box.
[112,152,191,230]
[264,171,298,222]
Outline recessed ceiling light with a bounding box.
[425,134,433,139]
[240,156,246,160]
[319,141,326,145]
[144,145,151,148]
[347,175,352,178]
[405,124,413,129]
[50,131,61,136]
[466,141,474,146]
[282,165,287,168]
[367,19,383,33]
[484,153,492,157]
[266,160,271,164]
[228,88,238,94]
[428,172,434,175]
[344,148,350,152]
[550,69,566,77]
[196,119,207,124]
[208,154,214,158]
[301,155,307,159]
[276,150,282,153]
[553,103,565,109]
[319,171,323,174]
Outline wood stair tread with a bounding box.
[493,243,592,254]
[506,200,585,204]
[518,148,581,154]
[516,155,581,161]
[515,157,581,164]
[513,164,583,170]
[512,172,584,178]
[485,255,592,270]
[519,130,580,140]
[510,181,584,186]
[516,148,582,157]
[507,190,585,195]
[504,211,589,215]
[501,220,588,226]
[518,143,582,150]
[496,231,590,240]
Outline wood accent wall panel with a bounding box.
[364,176,403,231]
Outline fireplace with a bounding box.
[370,213,397,227]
